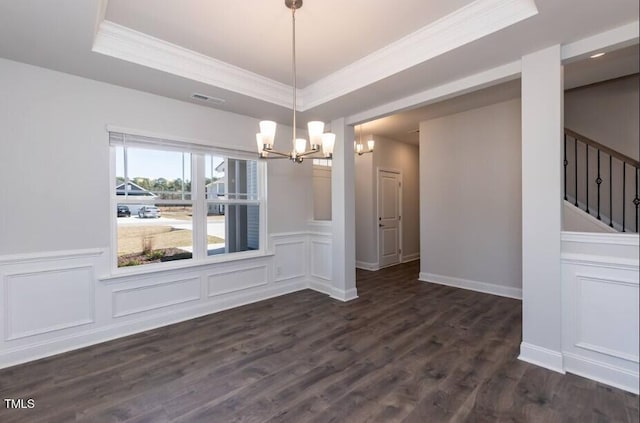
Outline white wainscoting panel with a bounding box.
[4,265,95,340]
[310,237,332,281]
[272,236,306,283]
[113,276,201,318]
[561,232,640,394]
[207,265,269,297]
[575,276,639,362]
[0,230,339,369]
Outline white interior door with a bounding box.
[378,169,401,267]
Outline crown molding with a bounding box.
[561,20,639,63]
[92,0,537,112]
[92,20,295,109]
[302,0,538,110]
[346,60,521,125]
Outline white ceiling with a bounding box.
[105,0,476,86]
[0,0,638,136]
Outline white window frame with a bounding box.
[108,128,268,275]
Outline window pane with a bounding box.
[205,154,225,201]
[205,156,258,201]
[207,204,259,256]
[120,147,192,200]
[117,204,193,267]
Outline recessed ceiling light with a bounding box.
[590,52,606,59]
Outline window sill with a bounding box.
[99,250,274,283]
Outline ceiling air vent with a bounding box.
[191,93,226,105]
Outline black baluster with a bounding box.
[596,150,602,220]
[563,134,568,201]
[622,164,626,232]
[574,138,578,207]
[585,145,589,213]
[609,155,613,228]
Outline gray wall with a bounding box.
[563,75,639,232]
[355,135,420,266]
[0,58,311,255]
[565,75,639,160]
[419,98,522,290]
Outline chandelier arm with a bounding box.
[264,149,292,158]
[296,148,321,158]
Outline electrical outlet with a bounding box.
[276,266,282,276]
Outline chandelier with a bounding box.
[354,124,375,155]
[256,0,335,163]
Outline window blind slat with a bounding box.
[108,131,256,160]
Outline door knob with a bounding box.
[379,224,384,227]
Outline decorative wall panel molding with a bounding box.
[561,235,639,394]
[112,276,201,318]
[310,237,332,281]
[3,265,95,341]
[0,231,340,369]
[206,265,269,297]
[272,236,307,283]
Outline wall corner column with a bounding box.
[330,118,357,301]
[519,44,564,373]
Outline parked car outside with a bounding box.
[117,205,131,217]
[138,206,161,219]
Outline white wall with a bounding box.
[519,45,564,372]
[419,98,522,298]
[312,165,332,221]
[355,136,420,268]
[563,200,617,233]
[0,58,336,368]
[0,58,311,256]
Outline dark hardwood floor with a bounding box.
[1,261,637,422]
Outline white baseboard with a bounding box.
[330,287,359,302]
[564,353,639,395]
[419,272,522,300]
[519,342,565,374]
[355,260,379,271]
[308,279,332,296]
[309,279,358,302]
[401,253,420,263]
[0,280,306,370]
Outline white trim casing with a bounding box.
[561,20,639,63]
[93,21,294,109]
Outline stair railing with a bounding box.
[564,128,640,232]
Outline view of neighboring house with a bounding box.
[115,181,157,215]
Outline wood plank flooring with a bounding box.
[1,261,637,422]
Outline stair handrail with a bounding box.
[565,128,639,168]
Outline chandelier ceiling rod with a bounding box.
[290,1,298,143]
[256,0,335,164]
